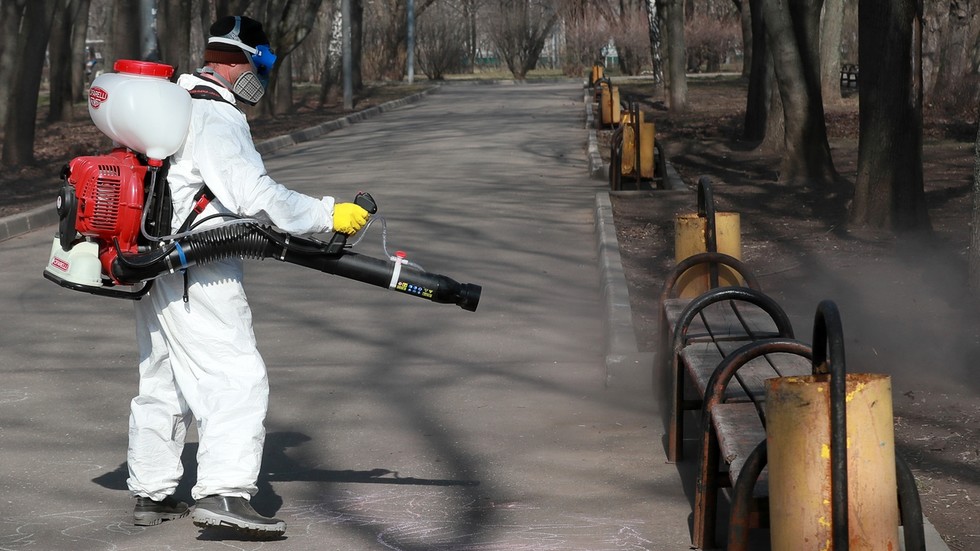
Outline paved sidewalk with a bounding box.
[0,81,695,550]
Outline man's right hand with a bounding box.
[332,202,370,235]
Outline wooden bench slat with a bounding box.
[713,403,769,498]
[682,344,748,401]
[664,298,782,343]
[735,353,811,393]
[681,346,811,402]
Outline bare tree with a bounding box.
[922,0,980,113]
[562,5,609,76]
[970,115,980,291]
[742,0,769,141]
[249,0,325,114]
[485,0,559,79]
[850,0,929,229]
[644,0,664,83]
[0,1,29,125]
[685,10,739,73]
[736,0,751,77]
[287,1,336,81]
[157,0,193,75]
[663,0,687,110]
[415,1,469,80]
[741,0,784,149]
[107,0,141,66]
[316,4,343,104]
[70,0,93,103]
[351,0,363,89]
[364,0,436,80]
[48,1,90,123]
[463,0,479,73]
[819,0,844,104]
[610,6,651,75]
[44,0,92,120]
[760,0,836,185]
[2,0,57,167]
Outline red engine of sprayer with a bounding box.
[63,148,147,275]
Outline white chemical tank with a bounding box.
[88,60,191,164]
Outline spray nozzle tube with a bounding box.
[109,223,481,312]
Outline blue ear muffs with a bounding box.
[251,45,277,87]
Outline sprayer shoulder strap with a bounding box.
[176,185,216,233]
[174,184,215,304]
[188,85,232,104]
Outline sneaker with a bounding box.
[191,495,286,539]
[133,495,190,526]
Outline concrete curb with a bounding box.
[0,86,440,244]
[583,96,607,181]
[0,203,60,243]
[586,87,680,390]
[594,193,655,390]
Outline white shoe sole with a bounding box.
[191,508,286,539]
[133,510,188,526]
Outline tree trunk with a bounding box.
[819,0,844,104]
[917,1,968,104]
[47,1,75,123]
[970,116,980,291]
[664,0,687,111]
[485,0,557,81]
[851,0,929,229]
[739,0,752,78]
[108,0,141,67]
[760,0,836,185]
[47,0,91,121]
[70,0,92,103]
[157,0,193,75]
[352,0,363,90]
[272,54,294,114]
[318,6,342,104]
[466,0,477,73]
[645,0,664,85]
[2,0,57,167]
[761,67,784,151]
[0,0,28,126]
[254,0,324,115]
[743,0,769,141]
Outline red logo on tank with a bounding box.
[89,87,108,109]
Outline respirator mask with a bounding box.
[206,16,277,105]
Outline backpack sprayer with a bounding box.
[42,60,480,312]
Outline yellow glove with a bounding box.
[332,202,370,235]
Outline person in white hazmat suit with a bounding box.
[127,15,370,538]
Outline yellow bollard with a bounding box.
[619,110,636,177]
[620,111,655,180]
[766,373,900,550]
[639,112,655,179]
[594,80,608,103]
[591,65,604,86]
[600,86,620,126]
[673,211,741,297]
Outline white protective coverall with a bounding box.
[127,73,335,501]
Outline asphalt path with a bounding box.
[0,82,694,550]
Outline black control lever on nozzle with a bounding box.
[323,192,379,255]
